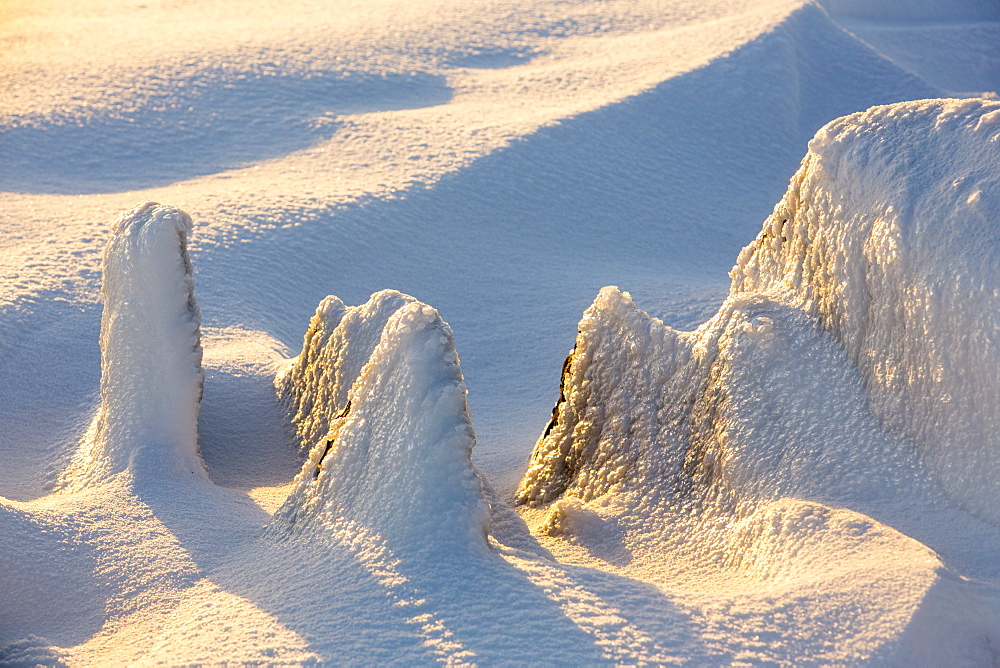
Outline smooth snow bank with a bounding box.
[520,98,1000,524]
[270,293,489,551]
[61,202,206,489]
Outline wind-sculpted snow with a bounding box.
[5,0,1000,661]
[732,98,1000,524]
[520,98,1000,523]
[60,202,206,489]
[270,293,490,551]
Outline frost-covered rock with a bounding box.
[519,98,1000,523]
[732,98,1000,524]
[516,287,924,513]
[270,294,489,552]
[61,202,205,488]
[277,289,416,453]
[516,287,695,506]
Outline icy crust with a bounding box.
[61,202,205,488]
[519,99,1000,520]
[732,98,1000,523]
[269,295,489,552]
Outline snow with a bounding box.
[270,293,490,552]
[517,97,1000,663]
[733,98,1000,524]
[817,0,1000,22]
[60,202,207,490]
[2,0,1000,663]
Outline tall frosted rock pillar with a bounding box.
[62,202,206,488]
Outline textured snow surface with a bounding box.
[3,0,1000,663]
[518,98,1000,663]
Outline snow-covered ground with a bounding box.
[2,0,999,663]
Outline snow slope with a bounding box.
[2,0,1000,663]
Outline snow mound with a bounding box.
[732,97,1000,523]
[269,294,489,552]
[519,98,1000,523]
[60,202,205,489]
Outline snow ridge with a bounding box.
[519,99,1000,522]
[61,202,206,489]
[270,293,489,552]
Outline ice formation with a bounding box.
[519,98,1000,522]
[276,290,417,452]
[732,98,1000,523]
[270,292,489,551]
[61,202,206,488]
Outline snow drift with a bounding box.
[60,202,206,489]
[270,292,489,551]
[518,98,1000,523]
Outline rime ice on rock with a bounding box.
[731,98,1000,523]
[519,99,1000,522]
[515,287,696,506]
[276,290,416,452]
[270,294,489,552]
[61,202,205,488]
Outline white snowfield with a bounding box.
[2,0,1000,664]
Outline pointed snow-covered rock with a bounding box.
[270,295,489,552]
[277,290,417,453]
[61,202,205,488]
[516,287,695,506]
